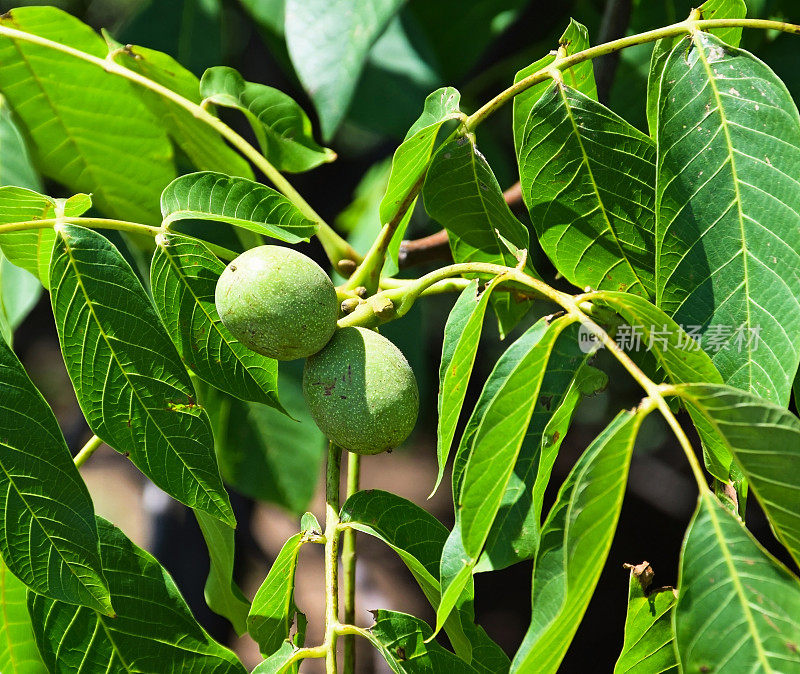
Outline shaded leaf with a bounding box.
[0,253,40,345]
[0,7,175,223]
[103,36,253,179]
[614,564,677,674]
[248,533,305,657]
[151,233,282,409]
[511,409,647,673]
[518,83,656,296]
[200,66,335,173]
[203,368,325,514]
[0,337,110,613]
[423,135,534,336]
[161,171,317,243]
[0,557,47,673]
[513,19,596,153]
[251,641,297,674]
[29,518,246,674]
[195,510,250,637]
[0,94,40,190]
[50,224,234,526]
[284,0,405,139]
[655,32,800,405]
[0,186,90,287]
[674,493,800,673]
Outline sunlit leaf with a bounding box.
[284,0,405,139]
[151,233,282,409]
[614,563,677,674]
[0,7,175,223]
[655,31,800,405]
[0,337,110,614]
[0,186,90,287]
[200,66,335,173]
[674,493,800,673]
[50,224,235,526]
[674,383,800,568]
[161,172,317,243]
[511,409,647,673]
[195,510,250,637]
[513,19,596,153]
[518,83,656,296]
[0,557,47,673]
[29,518,246,674]
[248,533,305,657]
[103,36,253,179]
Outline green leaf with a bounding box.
[433,280,495,495]
[0,186,91,287]
[614,564,677,674]
[379,87,462,273]
[0,557,47,673]
[674,383,800,568]
[513,19,596,153]
[284,0,405,140]
[199,66,335,173]
[518,83,657,296]
[0,94,40,191]
[339,490,508,671]
[0,337,111,614]
[50,224,235,527]
[592,291,723,386]
[646,0,747,138]
[251,641,297,674]
[0,253,40,345]
[0,7,175,223]
[195,510,250,637]
[511,409,647,673]
[103,37,254,179]
[459,315,574,560]
[363,610,480,674]
[203,368,325,514]
[28,518,247,674]
[423,135,534,337]
[476,330,607,571]
[655,31,800,406]
[161,172,317,243]
[151,233,282,409]
[674,493,800,673]
[247,533,305,657]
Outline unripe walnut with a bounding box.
[302,327,419,454]
[215,245,338,360]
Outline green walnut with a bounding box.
[215,245,338,360]
[303,327,419,454]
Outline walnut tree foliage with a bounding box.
[0,1,799,673]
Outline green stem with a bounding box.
[465,17,800,130]
[324,443,343,674]
[0,217,238,260]
[74,435,103,468]
[0,24,359,269]
[341,453,361,674]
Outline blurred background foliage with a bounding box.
[1,0,798,670]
